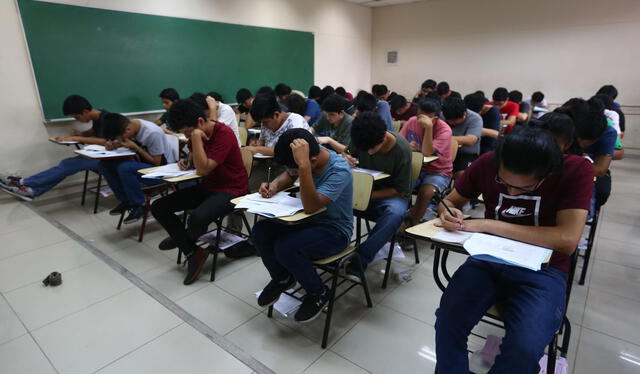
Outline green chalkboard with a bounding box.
[17,0,314,120]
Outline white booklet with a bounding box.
[235,194,304,217]
[141,163,196,179]
[352,167,384,177]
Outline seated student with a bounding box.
[436,81,452,101]
[530,111,578,154]
[489,87,519,135]
[244,94,310,156]
[399,99,453,225]
[190,92,240,145]
[435,126,593,374]
[372,84,390,101]
[390,95,418,122]
[524,91,548,120]
[356,92,394,131]
[285,91,322,125]
[593,94,625,160]
[308,85,322,103]
[335,86,353,101]
[151,99,248,285]
[442,98,483,179]
[413,79,437,103]
[0,95,109,201]
[253,128,353,322]
[235,88,258,129]
[155,88,180,130]
[597,84,625,138]
[343,112,411,273]
[319,86,335,104]
[274,83,291,112]
[508,90,530,125]
[311,94,353,153]
[464,93,501,155]
[98,114,175,223]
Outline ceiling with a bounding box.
[342,0,429,7]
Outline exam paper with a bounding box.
[463,233,552,271]
[141,163,196,179]
[236,195,304,217]
[431,230,473,245]
[255,289,303,317]
[352,167,384,178]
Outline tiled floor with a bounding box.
[1,154,639,373]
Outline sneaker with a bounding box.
[183,247,208,285]
[294,287,330,323]
[257,276,296,307]
[343,261,363,283]
[0,184,34,201]
[158,237,177,251]
[224,242,256,258]
[109,202,129,216]
[123,206,145,224]
[0,173,22,188]
[577,238,588,251]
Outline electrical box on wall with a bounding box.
[387,50,398,64]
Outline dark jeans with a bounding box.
[589,170,612,219]
[23,156,99,196]
[252,220,349,295]
[357,197,408,266]
[98,160,160,206]
[435,258,567,374]
[151,185,235,256]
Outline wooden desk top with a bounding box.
[138,164,202,183]
[230,195,325,223]
[424,156,439,163]
[74,148,135,160]
[48,138,79,145]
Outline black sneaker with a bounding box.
[344,261,363,283]
[123,206,145,224]
[183,247,208,285]
[294,287,330,323]
[224,242,256,259]
[158,237,177,251]
[109,202,129,216]
[257,276,296,307]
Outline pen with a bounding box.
[434,190,456,220]
[266,165,272,197]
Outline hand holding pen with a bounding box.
[434,191,465,231]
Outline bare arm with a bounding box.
[190,129,218,175]
[592,155,612,177]
[501,115,516,127]
[481,128,499,138]
[452,134,478,147]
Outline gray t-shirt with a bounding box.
[449,109,482,155]
[133,119,175,163]
[312,113,353,149]
[259,112,310,147]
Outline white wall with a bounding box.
[371,0,640,148]
[0,0,371,175]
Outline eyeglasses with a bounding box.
[494,174,543,193]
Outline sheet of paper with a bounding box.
[352,167,384,177]
[76,144,135,158]
[247,128,261,135]
[463,233,552,271]
[199,230,246,250]
[237,195,304,217]
[239,192,291,205]
[372,241,405,263]
[141,163,196,179]
[49,138,79,144]
[255,289,302,317]
[253,153,272,159]
[431,230,473,245]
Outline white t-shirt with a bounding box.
[133,119,177,163]
[525,98,549,119]
[217,103,240,145]
[259,112,310,147]
[604,109,621,134]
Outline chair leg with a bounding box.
[93,172,102,214]
[546,334,558,373]
[579,208,599,285]
[560,316,572,357]
[177,248,182,264]
[117,210,125,230]
[321,262,341,348]
[413,238,420,264]
[138,198,151,242]
[81,170,89,206]
[209,219,223,282]
[267,305,274,318]
[382,235,396,289]
[357,258,373,307]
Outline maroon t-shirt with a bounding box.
[393,103,418,121]
[189,122,248,196]
[455,152,593,272]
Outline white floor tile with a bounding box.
[583,289,640,346]
[226,314,325,374]
[332,305,436,374]
[0,334,56,374]
[303,351,370,374]
[177,284,261,335]
[587,259,640,302]
[137,263,210,301]
[594,237,640,270]
[95,323,252,374]
[216,260,273,308]
[31,287,181,374]
[5,261,133,330]
[573,328,640,374]
[0,239,97,292]
[381,269,443,326]
[0,296,26,345]
[598,221,640,245]
[0,222,68,261]
[106,243,173,275]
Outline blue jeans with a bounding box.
[22,156,99,196]
[413,171,451,193]
[252,220,349,295]
[435,258,567,374]
[357,197,409,266]
[98,160,160,207]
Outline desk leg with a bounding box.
[432,245,447,292]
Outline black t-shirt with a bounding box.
[92,109,110,139]
[480,106,500,154]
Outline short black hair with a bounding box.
[189,92,207,110]
[207,91,224,103]
[596,85,618,100]
[562,97,607,141]
[390,95,407,114]
[274,128,320,169]
[250,93,281,121]
[274,83,292,97]
[102,113,130,140]
[322,94,346,113]
[436,81,450,96]
[335,87,347,97]
[168,99,206,131]
[62,95,92,115]
[593,93,614,110]
[442,97,467,120]
[159,88,180,102]
[531,91,545,103]
[350,111,387,151]
[284,93,306,116]
[464,93,485,113]
[236,88,253,103]
[508,90,523,103]
[492,87,509,102]
[495,126,563,180]
[449,91,462,99]
[372,84,388,98]
[421,79,437,90]
[356,93,378,112]
[257,86,276,96]
[308,85,322,99]
[530,111,575,149]
[320,86,335,103]
[416,98,441,116]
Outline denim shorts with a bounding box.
[413,172,451,194]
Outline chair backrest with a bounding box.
[392,120,403,133]
[238,127,248,146]
[240,146,254,177]
[410,151,423,184]
[164,133,180,164]
[450,138,459,163]
[352,171,374,212]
